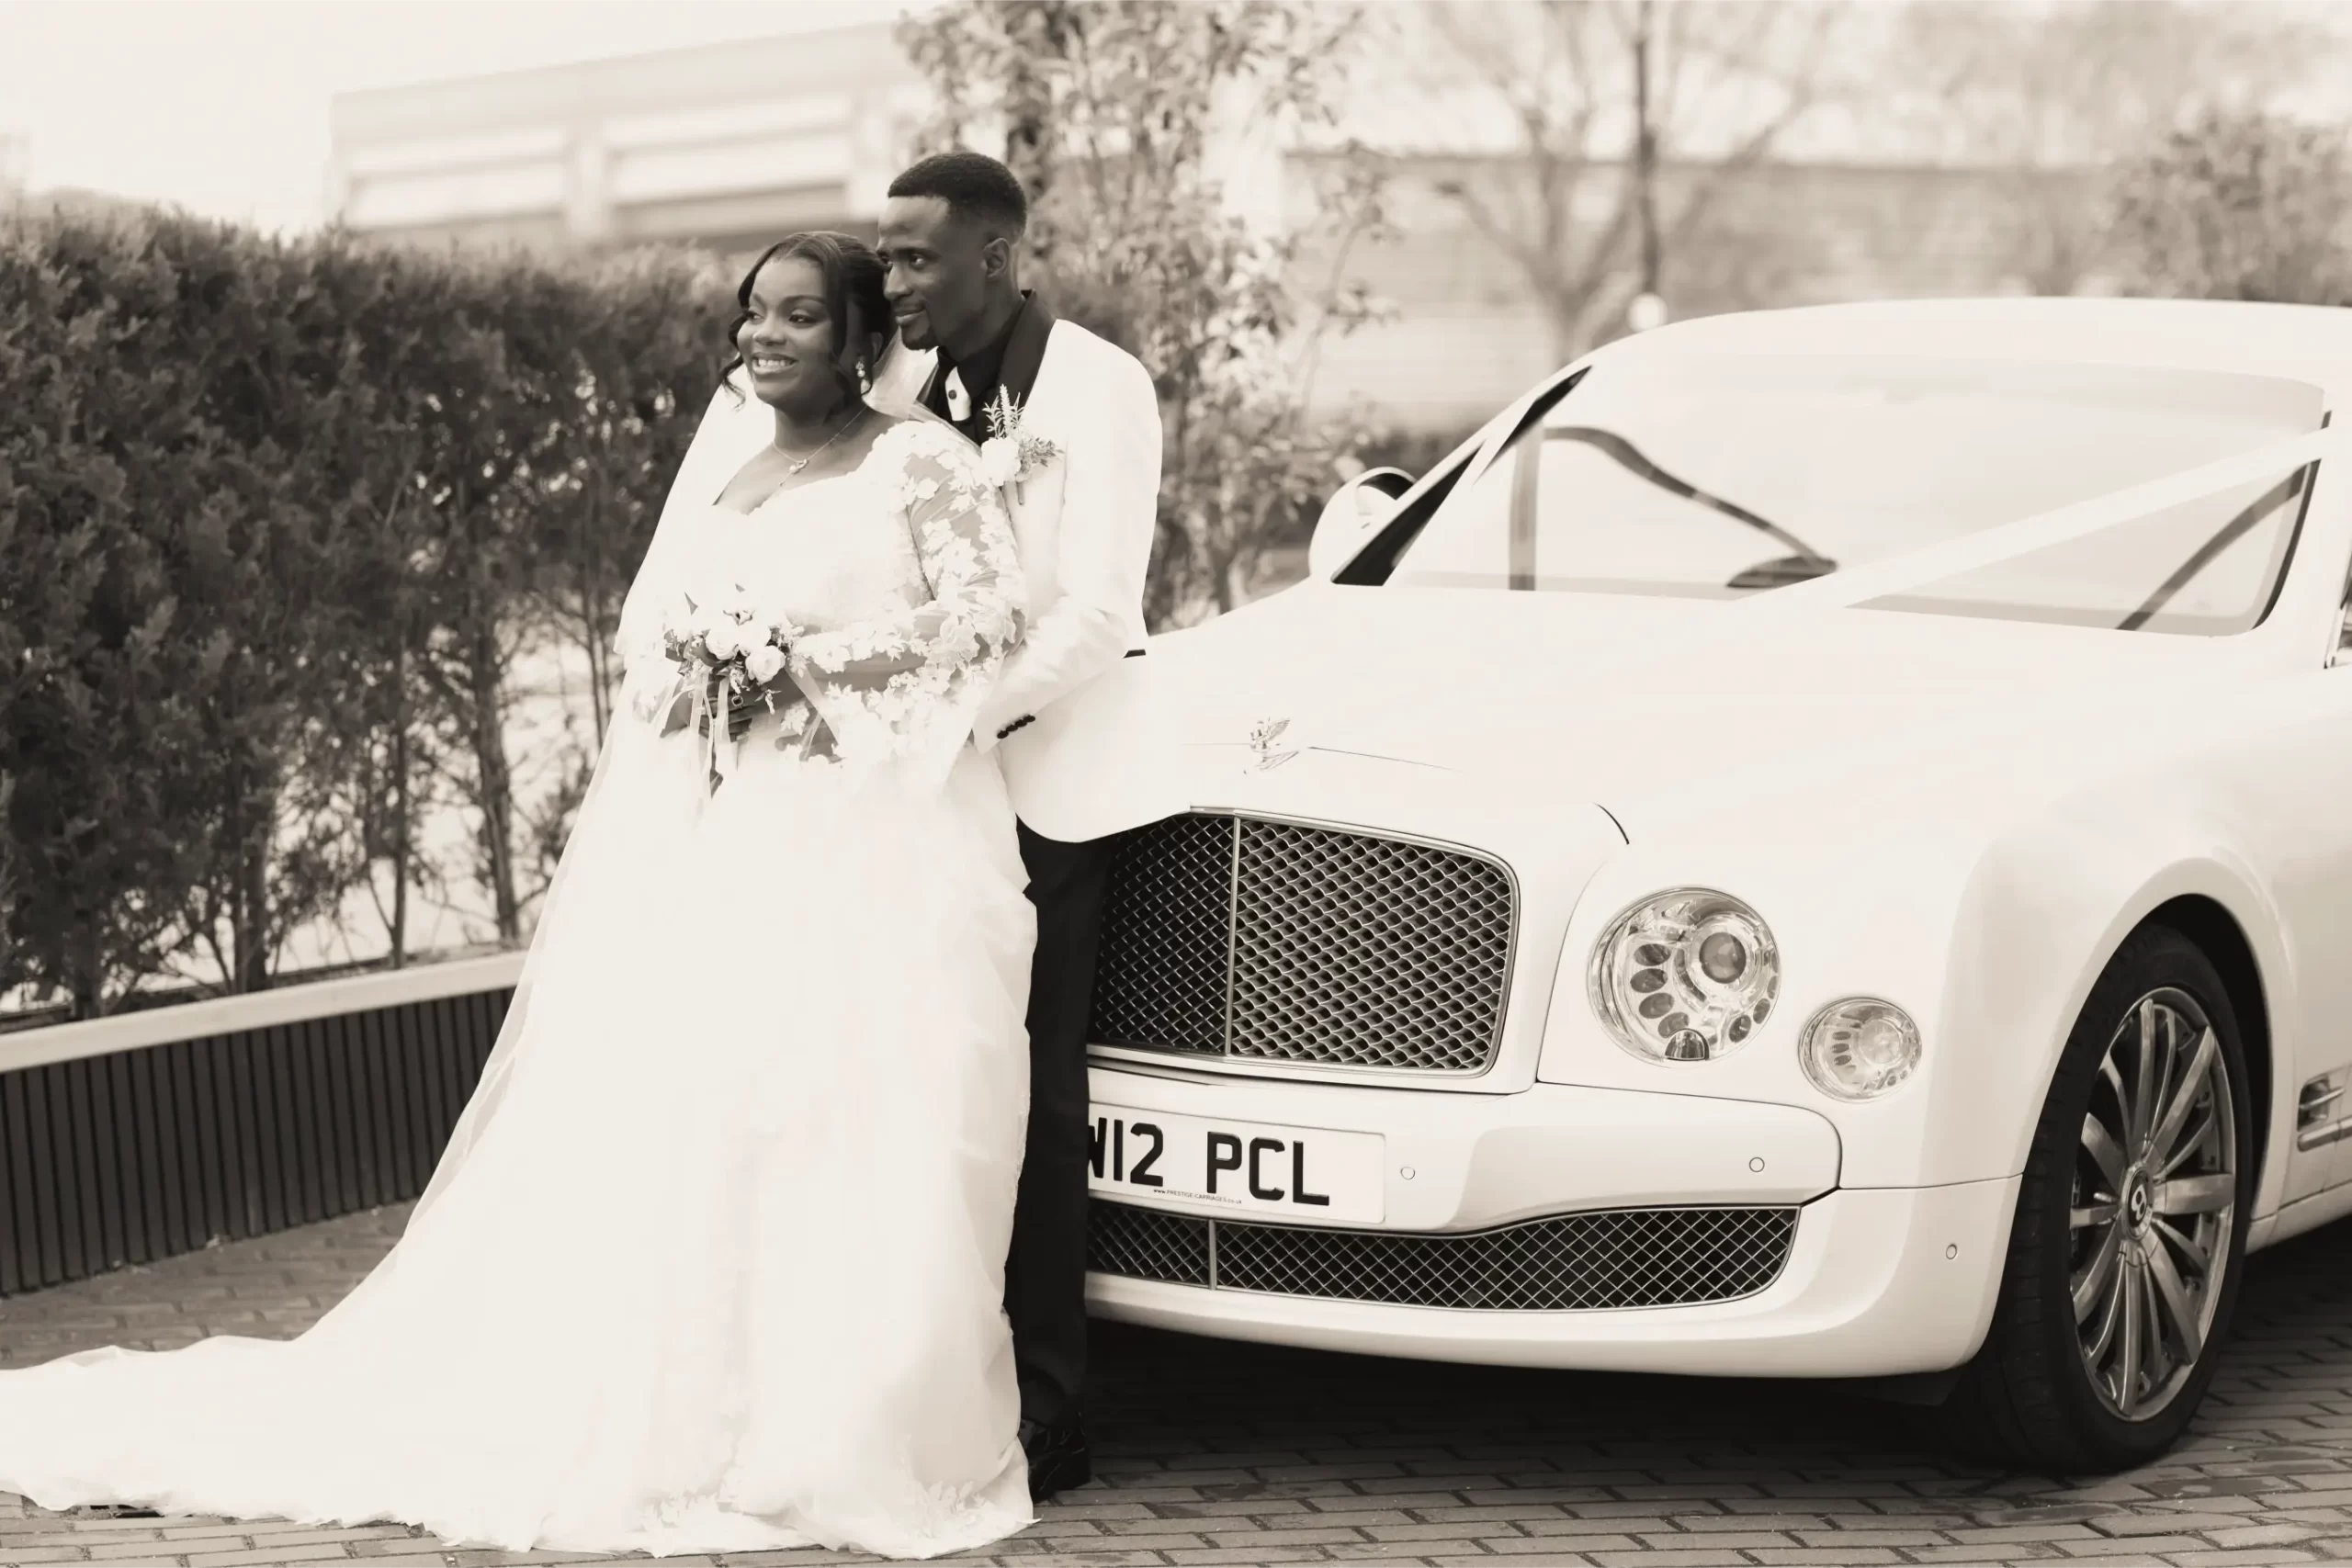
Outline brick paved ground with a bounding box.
[6,1205,2352,1567]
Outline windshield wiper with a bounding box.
[1546,426,1838,579]
[2116,467,2309,631]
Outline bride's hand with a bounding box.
[694,673,807,742]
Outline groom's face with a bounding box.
[877,195,994,355]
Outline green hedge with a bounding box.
[0,209,735,1018]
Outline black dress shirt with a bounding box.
[925,295,1031,444]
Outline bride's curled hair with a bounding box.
[721,231,892,404]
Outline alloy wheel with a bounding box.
[2070,986,2237,1421]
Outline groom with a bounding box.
[878,152,1163,1499]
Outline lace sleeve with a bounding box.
[785,423,1026,784]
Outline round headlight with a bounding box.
[1589,888,1780,1063]
[1801,998,1922,1100]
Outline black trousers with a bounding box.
[1006,819,1117,1429]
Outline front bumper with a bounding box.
[1082,1062,2018,1378]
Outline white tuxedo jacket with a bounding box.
[667,312,1162,841]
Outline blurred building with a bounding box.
[325,18,2091,434]
[1,132,173,226]
[1304,153,2098,430]
[0,133,26,207]
[326,25,921,256]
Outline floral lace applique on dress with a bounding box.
[784,421,1025,785]
[618,419,1023,790]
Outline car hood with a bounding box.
[1022,581,2249,844]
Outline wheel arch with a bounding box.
[1932,896,2266,1472]
[1929,830,2290,1200]
[2140,893,2275,1197]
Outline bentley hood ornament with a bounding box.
[1248,716,1298,773]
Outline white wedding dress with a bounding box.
[0,418,1039,1560]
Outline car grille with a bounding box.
[1087,1200,1800,1311]
[1089,813,1515,1075]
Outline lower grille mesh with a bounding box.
[1086,1199,1212,1288]
[1088,1200,1798,1312]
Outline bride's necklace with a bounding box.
[774,405,866,476]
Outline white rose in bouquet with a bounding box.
[703,618,745,661]
[743,644,786,685]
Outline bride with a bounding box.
[0,233,1039,1560]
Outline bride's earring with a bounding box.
[855,358,871,396]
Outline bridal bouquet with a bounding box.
[660,586,796,789]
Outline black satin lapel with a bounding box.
[915,354,949,421]
[998,293,1057,406]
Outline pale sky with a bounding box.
[0,0,923,233]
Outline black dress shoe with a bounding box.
[1019,1417,1091,1501]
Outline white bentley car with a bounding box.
[1020,298,2352,1470]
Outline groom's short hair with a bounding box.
[888,151,1029,240]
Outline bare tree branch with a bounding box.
[1421,0,1847,359]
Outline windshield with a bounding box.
[1387,353,2326,628]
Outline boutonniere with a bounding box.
[978,386,1060,501]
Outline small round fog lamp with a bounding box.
[1800,998,1922,1101]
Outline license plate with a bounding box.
[1087,1104,1385,1223]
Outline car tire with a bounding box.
[1929,923,2253,1472]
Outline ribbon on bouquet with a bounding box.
[695,667,737,795]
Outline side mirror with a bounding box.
[1307,467,1414,580]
